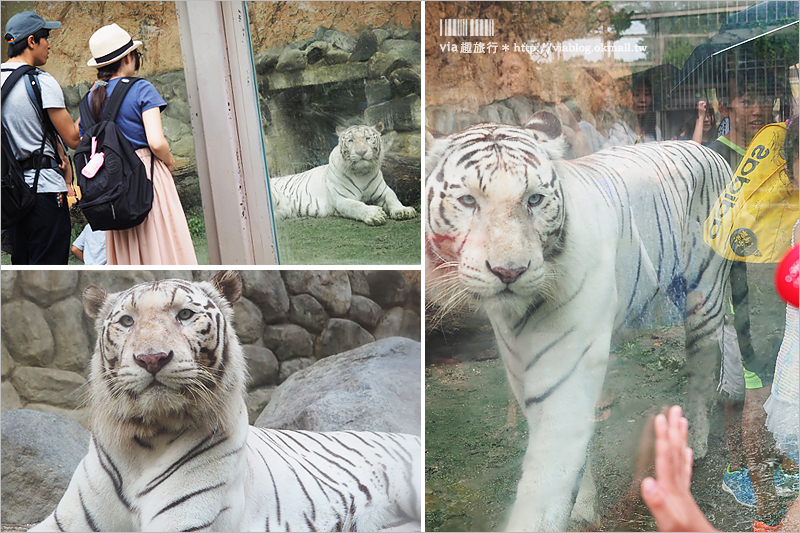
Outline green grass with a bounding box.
[1,223,210,266]
[1,210,417,266]
[425,360,527,532]
[274,214,421,265]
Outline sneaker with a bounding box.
[722,463,756,507]
[753,519,780,532]
[774,465,799,496]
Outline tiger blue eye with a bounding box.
[527,194,544,207]
[458,195,476,207]
[119,315,134,327]
[177,309,195,320]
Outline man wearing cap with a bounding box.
[2,11,80,264]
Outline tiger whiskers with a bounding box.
[426,262,477,328]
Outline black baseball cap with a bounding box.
[5,11,60,45]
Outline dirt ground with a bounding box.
[425,310,795,532]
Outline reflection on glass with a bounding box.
[247,1,422,265]
[424,1,799,531]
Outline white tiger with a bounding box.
[30,271,421,532]
[425,111,731,531]
[270,123,417,226]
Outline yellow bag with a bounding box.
[704,123,799,262]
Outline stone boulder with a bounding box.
[242,345,280,388]
[374,307,421,342]
[282,271,352,317]
[366,270,411,308]
[18,271,80,307]
[315,318,374,359]
[239,271,290,323]
[255,337,421,436]
[1,410,90,525]
[1,300,55,367]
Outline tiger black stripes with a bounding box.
[77,488,100,532]
[52,509,65,532]
[94,439,134,512]
[524,342,595,407]
[137,433,230,498]
[31,272,421,532]
[153,481,228,519]
[181,506,230,533]
[426,111,730,531]
[270,123,416,226]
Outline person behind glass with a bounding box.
[573,67,632,151]
[1,11,81,264]
[630,75,661,144]
[677,99,717,145]
[80,24,197,265]
[709,68,791,531]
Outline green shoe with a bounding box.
[722,463,756,507]
[774,465,799,497]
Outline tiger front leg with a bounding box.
[506,356,606,531]
[331,196,388,226]
[376,183,417,220]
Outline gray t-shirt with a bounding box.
[1,62,67,193]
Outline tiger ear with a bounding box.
[335,125,347,137]
[211,270,242,304]
[523,110,567,160]
[83,285,109,320]
[372,122,384,134]
[425,130,449,176]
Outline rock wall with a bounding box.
[423,2,639,136]
[1,2,200,214]
[1,1,423,213]
[0,270,421,427]
[249,1,422,195]
[1,2,182,87]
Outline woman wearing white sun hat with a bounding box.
[80,23,197,265]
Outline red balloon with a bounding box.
[774,245,799,308]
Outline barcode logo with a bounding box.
[440,19,495,37]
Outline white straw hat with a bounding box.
[87,23,142,68]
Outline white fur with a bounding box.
[30,273,421,532]
[426,113,730,531]
[271,124,416,225]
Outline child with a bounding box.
[70,223,106,265]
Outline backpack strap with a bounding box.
[102,77,142,123]
[1,65,36,103]
[79,77,142,129]
[2,65,47,194]
[78,90,95,130]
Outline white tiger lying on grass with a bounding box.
[270,123,417,226]
[425,111,731,531]
[30,271,421,532]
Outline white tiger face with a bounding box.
[336,123,384,175]
[426,112,567,313]
[83,271,246,439]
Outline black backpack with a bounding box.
[75,77,153,231]
[1,65,50,230]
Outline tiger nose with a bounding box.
[487,262,527,284]
[134,351,174,375]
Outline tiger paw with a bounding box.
[361,206,387,226]
[389,206,417,220]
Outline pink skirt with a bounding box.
[106,148,198,265]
